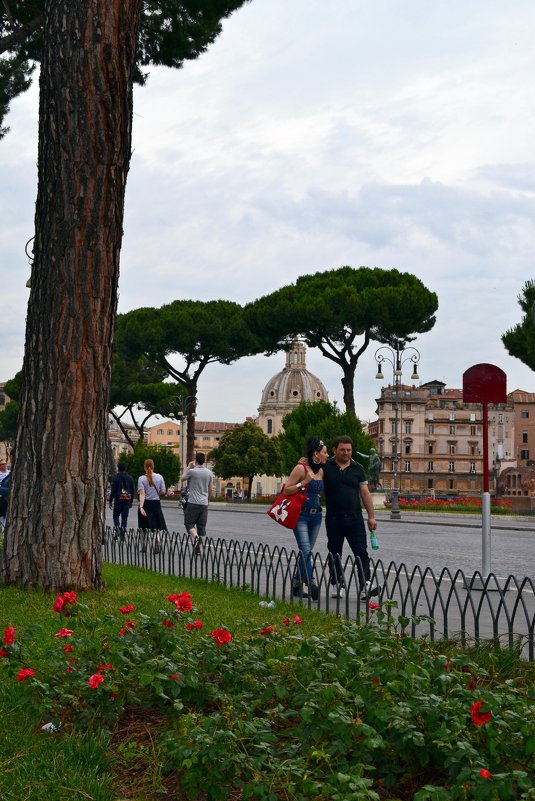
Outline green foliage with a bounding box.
[278,400,375,475]
[110,347,182,445]
[4,583,535,801]
[0,399,19,443]
[502,280,535,372]
[119,441,181,488]
[209,420,282,489]
[0,370,22,442]
[0,1,251,135]
[115,300,264,460]
[245,266,438,412]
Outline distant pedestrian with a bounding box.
[137,459,168,552]
[108,462,135,540]
[181,452,213,545]
[0,449,14,530]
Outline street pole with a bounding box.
[375,344,420,522]
[391,366,401,520]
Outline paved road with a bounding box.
[106,503,535,581]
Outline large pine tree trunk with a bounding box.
[2,0,142,590]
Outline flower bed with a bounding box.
[2,591,534,800]
[384,496,515,514]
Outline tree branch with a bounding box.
[0,12,43,56]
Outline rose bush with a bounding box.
[1,591,534,800]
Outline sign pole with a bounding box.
[481,402,491,578]
[462,363,508,591]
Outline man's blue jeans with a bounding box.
[292,509,322,583]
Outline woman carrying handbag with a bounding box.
[284,437,328,600]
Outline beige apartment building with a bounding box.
[371,379,517,498]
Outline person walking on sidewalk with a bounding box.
[138,458,168,552]
[323,435,379,600]
[284,436,328,600]
[181,452,213,546]
[108,462,135,540]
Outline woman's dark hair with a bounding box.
[302,436,325,473]
[303,436,324,459]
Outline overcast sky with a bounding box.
[1,0,535,424]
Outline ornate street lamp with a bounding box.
[375,344,420,520]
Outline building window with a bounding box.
[267,419,273,434]
[391,421,398,434]
[449,413,455,421]
[405,403,412,410]
[167,429,174,436]
[470,412,476,422]
[404,460,410,472]
[470,425,476,436]
[521,410,529,419]
[428,412,434,420]
[428,424,434,435]
[498,413,503,424]
[405,421,411,434]
[157,429,163,435]
[470,462,476,473]
[449,479,455,490]
[523,431,528,443]
[449,425,456,435]
[449,461,455,472]
[470,445,476,456]
[521,449,529,460]
[427,478,434,489]
[203,436,210,441]
[405,443,411,454]
[428,443,433,454]
[449,443,456,455]
[427,461,434,472]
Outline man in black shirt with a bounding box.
[323,435,379,600]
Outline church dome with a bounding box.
[257,341,329,436]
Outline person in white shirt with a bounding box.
[137,458,168,533]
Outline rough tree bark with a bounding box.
[2,0,142,590]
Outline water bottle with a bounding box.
[369,529,379,550]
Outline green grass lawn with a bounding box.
[0,564,337,801]
[1,564,533,801]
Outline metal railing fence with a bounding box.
[103,526,535,660]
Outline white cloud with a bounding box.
[1,0,535,424]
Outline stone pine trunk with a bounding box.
[2,0,142,590]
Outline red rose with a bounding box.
[55,628,74,637]
[3,626,15,645]
[260,626,275,636]
[368,602,380,610]
[169,673,180,680]
[88,673,104,689]
[63,645,74,653]
[443,661,451,670]
[480,769,493,779]
[210,628,232,646]
[185,620,203,630]
[293,615,302,625]
[470,701,492,726]
[98,663,113,671]
[0,648,7,658]
[53,595,65,613]
[162,619,174,628]
[283,617,290,627]
[120,604,135,614]
[17,667,36,682]
[63,591,77,605]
